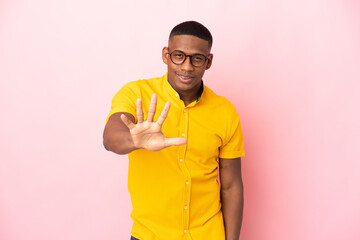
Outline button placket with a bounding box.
[178,106,191,235]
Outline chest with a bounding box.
[162,105,224,158]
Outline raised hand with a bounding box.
[120,94,187,151]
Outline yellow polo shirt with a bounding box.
[107,74,245,240]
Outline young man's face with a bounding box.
[162,35,213,96]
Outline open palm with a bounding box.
[120,94,187,151]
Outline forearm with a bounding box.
[221,184,244,240]
[103,131,138,155]
[103,112,139,155]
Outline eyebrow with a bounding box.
[170,49,209,56]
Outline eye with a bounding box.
[192,55,205,62]
[174,53,184,59]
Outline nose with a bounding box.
[180,56,195,72]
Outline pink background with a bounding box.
[1,0,360,239]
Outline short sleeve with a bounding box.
[105,82,139,123]
[218,104,245,159]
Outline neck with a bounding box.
[167,79,203,106]
[181,95,196,107]
[179,86,203,106]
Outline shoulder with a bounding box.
[203,85,237,113]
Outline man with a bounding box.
[103,21,245,240]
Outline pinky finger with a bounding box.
[120,114,135,129]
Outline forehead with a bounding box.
[168,35,211,54]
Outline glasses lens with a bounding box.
[170,51,185,64]
[191,54,206,67]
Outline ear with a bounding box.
[205,53,213,70]
[162,47,169,65]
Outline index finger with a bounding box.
[156,101,171,126]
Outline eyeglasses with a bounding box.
[167,49,210,67]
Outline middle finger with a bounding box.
[147,94,157,122]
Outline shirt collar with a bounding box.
[162,73,205,108]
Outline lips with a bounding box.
[176,73,195,82]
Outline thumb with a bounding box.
[164,137,188,147]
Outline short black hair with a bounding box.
[169,21,213,48]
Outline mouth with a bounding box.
[176,73,195,83]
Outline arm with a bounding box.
[103,94,187,155]
[219,157,244,240]
[103,112,138,154]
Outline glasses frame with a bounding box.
[167,49,210,67]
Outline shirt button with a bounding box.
[185,181,189,185]
[184,230,187,233]
[184,205,188,209]
[184,109,186,112]
[175,93,179,97]
[181,133,185,137]
[180,159,183,162]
